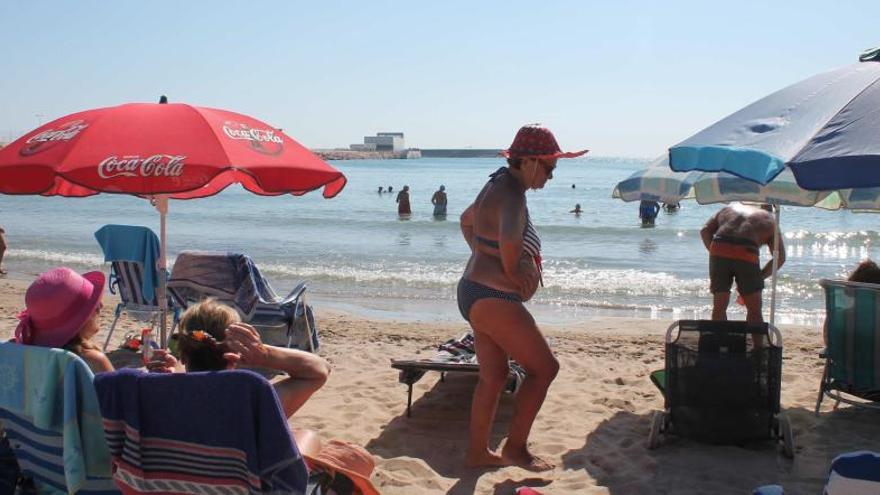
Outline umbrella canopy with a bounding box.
[0,100,347,346]
[614,157,880,210]
[669,49,880,189]
[0,102,346,198]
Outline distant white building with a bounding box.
[351,132,406,152]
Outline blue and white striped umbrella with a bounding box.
[669,49,880,190]
[613,157,880,210]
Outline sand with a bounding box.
[1,275,878,494]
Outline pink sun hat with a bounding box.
[501,124,589,160]
[15,267,106,348]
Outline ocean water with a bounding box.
[0,157,876,325]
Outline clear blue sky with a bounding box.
[1,1,876,156]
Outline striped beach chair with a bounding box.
[167,251,318,352]
[94,369,308,494]
[0,343,118,494]
[94,225,169,352]
[816,279,880,413]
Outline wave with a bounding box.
[7,248,105,267]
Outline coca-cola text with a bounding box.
[98,155,186,179]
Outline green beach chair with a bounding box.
[816,279,880,414]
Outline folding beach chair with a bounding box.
[94,225,171,352]
[93,369,309,494]
[648,320,794,458]
[167,251,318,352]
[0,343,118,494]
[816,279,880,413]
[391,332,524,417]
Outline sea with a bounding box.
[1,157,875,326]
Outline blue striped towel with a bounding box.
[0,343,117,494]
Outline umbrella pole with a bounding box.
[769,206,781,325]
[153,195,169,348]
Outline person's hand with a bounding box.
[146,349,181,373]
[223,323,270,367]
[517,254,540,301]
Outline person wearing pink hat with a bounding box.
[15,267,114,373]
[458,124,587,471]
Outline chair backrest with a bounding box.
[94,225,161,308]
[111,260,157,307]
[821,279,880,391]
[93,369,308,495]
[0,343,118,494]
[825,450,880,495]
[167,251,280,319]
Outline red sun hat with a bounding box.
[15,267,105,348]
[501,124,589,160]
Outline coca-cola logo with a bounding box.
[19,120,89,156]
[98,154,186,179]
[222,121,284,155]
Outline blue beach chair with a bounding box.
[0,343,118,494]
[816,279,880,413]
[94,225,172,352]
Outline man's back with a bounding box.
[714,205,776,246]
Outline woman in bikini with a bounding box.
[458,124,587,471]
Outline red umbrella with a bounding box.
[0,99,347,345]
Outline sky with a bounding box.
[1,1,877,156]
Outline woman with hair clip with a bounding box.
[149,299,330,418]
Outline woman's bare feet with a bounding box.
[501,445,554,472]
[465,449,509,468]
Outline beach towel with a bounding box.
[436,332,524,391]
[94,225,160,302]
[825,451,880,495]
[94,369,308,495]
[167,251,280,319]
[0,343,116,494]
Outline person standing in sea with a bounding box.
[431,185,448,217]
[396,185,411,215]
[458,124,587,471]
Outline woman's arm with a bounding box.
[498,196,538,298]
[460,203,476,251]
[225,324,331,418]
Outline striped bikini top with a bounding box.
[475,167,543,274]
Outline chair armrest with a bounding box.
[280,281,308,305]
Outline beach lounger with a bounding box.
[167,251,318,352]
[648,320,794,458]
[94,225,176,352]
[391,332,524,417]
[0,343,118,494]
[816,279,880,414]
[93,368,309,494]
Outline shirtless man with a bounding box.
[700,203,785,323]
[431,185,447,217]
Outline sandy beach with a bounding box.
[1,275,878,494]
